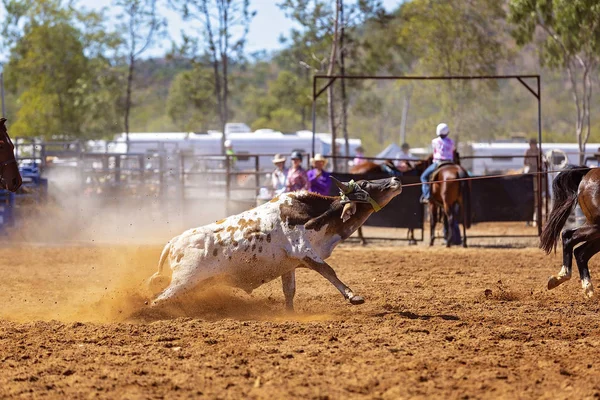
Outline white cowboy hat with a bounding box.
[272,153,286,163]
[436,123,449,136]
[311,153,328,166]
[224,139,232,147]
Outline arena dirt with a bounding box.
[2,237,600,398]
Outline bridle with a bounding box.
[339,180,382,212]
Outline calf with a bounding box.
[149,177,402,310]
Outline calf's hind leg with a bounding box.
[302,257,364,305]
[281,270,296,311]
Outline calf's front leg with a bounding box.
[302,257,364,305]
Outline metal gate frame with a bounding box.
[311,74,543,236]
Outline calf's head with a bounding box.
[333,176,402,221]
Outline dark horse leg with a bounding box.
[573,237,600,298]
[548,225,600,294]
[429,204,438,246]
[461,203,468,248]
[407,228,417,245]
[357,227,367,246]
[443,204,453,248]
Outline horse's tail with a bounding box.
[540,166,590,254]
[458,168,472,229]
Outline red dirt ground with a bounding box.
[2,227,600,399]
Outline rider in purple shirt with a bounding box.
[307,153,332,196]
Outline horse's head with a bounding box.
[0,118,22,192]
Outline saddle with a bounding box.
[430,161,455,181]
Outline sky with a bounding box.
[72,0,403,57]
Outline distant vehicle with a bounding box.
[106,131,364,172]
[458,141,600,175]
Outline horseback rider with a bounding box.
[420,123,455,204]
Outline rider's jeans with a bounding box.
[420,162,439,198]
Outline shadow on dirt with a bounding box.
[372,309,460,321]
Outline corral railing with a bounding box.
[6,147,547,240]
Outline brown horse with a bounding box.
[540,166,600,298]
[0,118,22,192]
[426,161,471,247]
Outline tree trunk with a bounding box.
[327,0,340,171]
[222,2,229,143]
[124,53,135,144]
[340,0,349,172]
[400,88,411,145]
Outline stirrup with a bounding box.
[420,196,429,204]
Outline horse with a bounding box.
[540,165,600,298]
[0,118,22,192]
[423,157,471,247]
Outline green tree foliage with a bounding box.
[2,0,123,139]
[395,0,508,137]
[509,0,600,162]
[167,65,218,131]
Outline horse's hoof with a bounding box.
[462,243,468,248]
[349,295,365,305]
[582,279,594,298]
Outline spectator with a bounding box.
[224,139,237,168]
[285,151,310,192]
[524,138,541,174]
[270,153,288,196]
[524,138,544,226]
[353,146,366,166]
[395,142,417,172]
[307,153,332,196]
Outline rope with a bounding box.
[400,166,593,188]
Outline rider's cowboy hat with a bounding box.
[272,153,286,164]
[310,153,328,167]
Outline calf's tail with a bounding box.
[148,241,173,295]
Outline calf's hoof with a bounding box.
[349,295,365,305]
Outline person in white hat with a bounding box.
[419,122,455,203]
[307,153,332,196]
[271,153,288,196]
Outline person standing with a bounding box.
[224,139,237,168]
[353,146,366,166]
[307,153,332,196]
[285,151,310,192]
[270,153,288,196]
[395,142,417,172]
[524,138,543,226]
[420,123,455,204]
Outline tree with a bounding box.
[170,0,255,152]
[509,0,600,164]
[115,0,165,142]
[396,0,507,134]
[2,0,123,138]
[167,64,218,131]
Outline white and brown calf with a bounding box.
[149,177,402,310]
